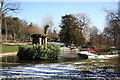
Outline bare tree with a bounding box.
[105,9,120,46]
[28,24,43,35]
[76,13,91,27]
[0,0,20,42]
[75,13,91,43]
[90,26,100,46]
[42,15,54,42]
[42,15,54,28]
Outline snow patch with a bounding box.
[74,62,85,64]
[79,51,118,59]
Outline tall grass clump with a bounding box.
[17,44,60,60]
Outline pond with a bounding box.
[0,52,120,80]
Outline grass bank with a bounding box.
[1,44,19,53]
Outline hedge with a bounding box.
[17,44,60,60]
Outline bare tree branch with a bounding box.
[1,0,20,42]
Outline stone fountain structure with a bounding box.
[31,25,49,45]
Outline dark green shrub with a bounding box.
[17,44,60,60]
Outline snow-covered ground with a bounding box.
[79,51,119,59]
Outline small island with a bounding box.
[17,25,60,60]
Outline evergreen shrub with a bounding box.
[17,44,60,60]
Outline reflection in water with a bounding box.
[1,52,81,64]
[0,52,120,80]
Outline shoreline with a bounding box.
[0,52,17,58]
[79,51,119,59]
[0,51,119,59]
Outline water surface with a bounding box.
[1,52,120,80]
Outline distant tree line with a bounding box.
[1,0,120,49]
[59,7,120,48]
[88,9,120,49]
[1,0,59,42]
[102,9,120,48]
[2,16,43,42]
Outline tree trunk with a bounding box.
[5,18,7,42]
[0,0,3,42]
